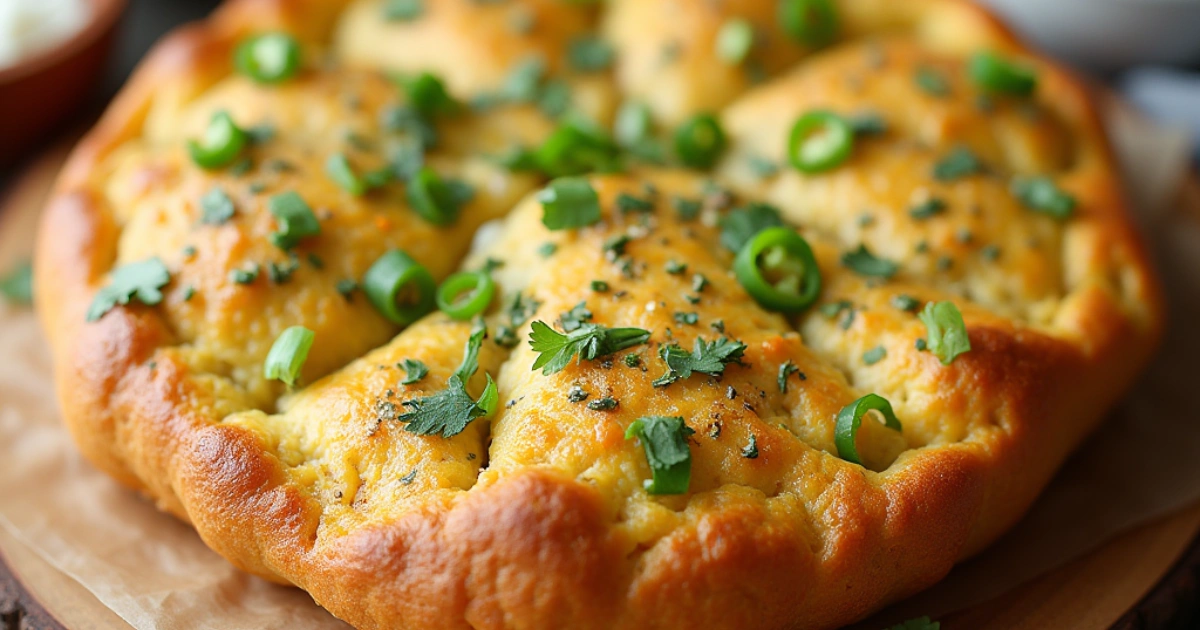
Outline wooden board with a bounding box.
[2,145,1199,630]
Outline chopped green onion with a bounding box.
[674,113,727,169]
[787,110,854,173]
[326,153,368,195]
[835,393,902,465]
[436,271,496,320]
[363,249,437,325]
[1011,176,1076,219]
[734,227,821,313]
[918,301,971,365]
[969,51,1038,97]
[716,18,755,65]
[188,111,247,170]
[625,416,694,495]
[234,32,302,84]
[267,191,320,250]
[263,326,315,386]
[406,166,473,225]
[539,177,601,230]
[778,0,838,47]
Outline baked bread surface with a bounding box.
[34,0,1163,628]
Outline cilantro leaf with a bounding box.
[719,202,784,252]
[0,260,33,306]
[567,35,614,72]
[653,336,747,387]
[841,244,899,279]
[398,328,498,437]
[529,320,650,375]
[200,187,235,224]
[399,358,428,385]
[889,616,940,630]
[539,177,602,230]
[777,360,800,393]
[918,301,971,365]
[86,258,171,322]
[625,416,695,495]
[560,301,593,332]
[932,146,984,181]
[1011,176,1076,219]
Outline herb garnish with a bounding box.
[625,416,694,495]
[528,320,651,376]
[539,177,602,230]
[918,301,971,365]
[398,327,498,437]
[652,336,747,387]
[841,244,899,279]
[86,258,171,322]
[719,202,784,252]
[399,358,429,385]
[200,187,235,224]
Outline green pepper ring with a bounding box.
[733,227,822,313]
[436,271,496,320]
[787,110,854,173]
[834,393,903,465]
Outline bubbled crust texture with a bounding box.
[33,1,1163,629]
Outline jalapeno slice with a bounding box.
[787,110,854,173]
[734,227,821,313]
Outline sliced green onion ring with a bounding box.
[778,0,838,48]
[787,110,854,173]
[835,393,902,465]
[674,113,727,170]
[188,111,247,170]
[436,271,496,320]
[235,32,302,84]
[968,51,1038,97]
[363,249,437,325]
[264,326,315,386]
[734,227,821,313]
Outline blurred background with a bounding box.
[1,0,1198,181]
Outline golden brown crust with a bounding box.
[34,0,1164,629]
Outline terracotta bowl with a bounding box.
[0,0,127,169]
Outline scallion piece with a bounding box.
[787,110,854,173]
[734,227,821,313]
[363,249,437,325]
[188,111,247,170]
[625,416,695,495]
[436,271,496,320]
[778,0,838,48]
[969,51,1037,97]
[234,32,302,84]
[263,326,314,386]
[918,301,971,365]
[402,72,460,118]
[267,191,320,250]
[673,113,727,170]
[835,393,902,465]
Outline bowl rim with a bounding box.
[0,0,128,85]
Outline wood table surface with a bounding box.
[2,143,1199,630]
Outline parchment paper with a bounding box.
[0,102,1194,630]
